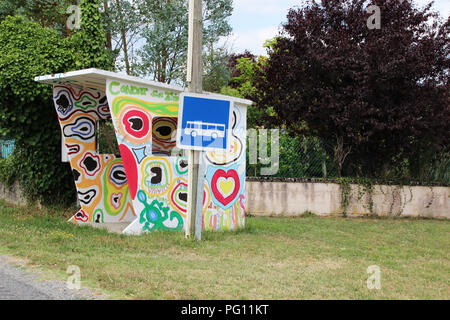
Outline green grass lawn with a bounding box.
[0,200,448,299]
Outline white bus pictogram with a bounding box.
[184,121,225,139]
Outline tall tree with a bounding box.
[220,47,279,128]
[103,0,143,74]
[134,0,233,84]
[202,43,232,92]
[255,0,449,177]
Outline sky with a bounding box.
[228,0,450,56]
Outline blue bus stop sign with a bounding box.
[176,93,233,152]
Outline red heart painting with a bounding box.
[211,169,240,207]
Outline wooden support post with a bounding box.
[185,0,203,240]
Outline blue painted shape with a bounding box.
[0,139,15,158]
[177,94,232,152]
[132,146,147,164]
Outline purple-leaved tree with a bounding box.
[255,0,449,178]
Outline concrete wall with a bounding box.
[2,179,449,219]
[246,180,449,219]
[0,181,27,206]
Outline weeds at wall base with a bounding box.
[336,177,440,218]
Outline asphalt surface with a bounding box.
[0,255,102,300]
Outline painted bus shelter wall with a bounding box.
[53,84,136,224]
[105,80,246,234]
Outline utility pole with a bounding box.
[185,0,203,240]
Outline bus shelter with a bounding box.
[35,69,251,234]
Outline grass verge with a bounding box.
[0,200,448,299]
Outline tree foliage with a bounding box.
[0,0,75,36]
[220,50,275,128]
[226,50,257,87]
[71,0,114,70]
[255,0,449,177]
[202,44,232,92]
[0,15,77,205]
[0,0,113,205]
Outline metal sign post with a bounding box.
[185,0,203,240]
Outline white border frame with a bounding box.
[176,92,234,152]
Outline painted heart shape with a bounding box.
[218,177,235,198]
[211,169,240,207]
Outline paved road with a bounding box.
[0,256,101,300]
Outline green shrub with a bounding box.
[0,154,18,187]
[0,16,77,205]
[0,2,113,206]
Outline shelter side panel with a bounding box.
[52,84,135,224]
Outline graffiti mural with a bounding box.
[43,70,249,233]
[107,80,187,234]
[53,84,135,224]
[202,105,247,230]
[106,79,247,234]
